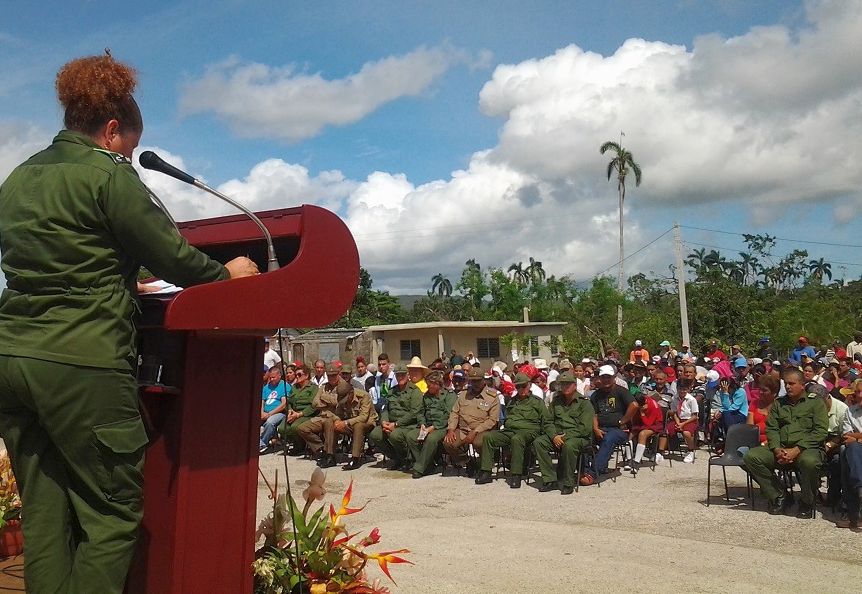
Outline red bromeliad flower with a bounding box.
[358,527,380,547]
[359,549,413,584]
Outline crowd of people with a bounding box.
[260,335,862,530]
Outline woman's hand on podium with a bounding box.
[225,256,260,279]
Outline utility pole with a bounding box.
[674,223,690,348]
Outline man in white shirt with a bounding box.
[263,338,282,373]
[847,332,862,362]
[351,356,374,392]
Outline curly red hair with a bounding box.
[55,52,142,135]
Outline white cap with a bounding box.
[750,357,763,365]
[598,365,616,377]
[706,370,720,382]
[581,357,591,364]
[652,355,661,363]
[635,340,642,347]
[534,358,548,370]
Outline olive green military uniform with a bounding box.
[407,388,457,475]
[298,378,351,454]
[443,386,500,464]
[334,389,378,459]
[0,130,228,593]
[480,394,551,476]
[533,390,595,489]
[368,382,423,465]
[280,383,318,445]
[743,393,828,506]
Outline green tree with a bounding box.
[601,137,642,336]
[430,273,452,297]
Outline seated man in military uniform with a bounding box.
[475,372,551,488]
[368,364,423,470]
[533,370,595,494]
[298,362,352,467]
[281,363,318,453]
[443,367,499,474]
[407,371,456,478]
[335,384,378,470]
[744,368,828,518]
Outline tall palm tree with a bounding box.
[527,257,546,286]
[686,248,708,275]
[430,273,452,297]
[808,258,832,283]
[507,261,528,286]
[601,137,642,335]
[738,252,760,286]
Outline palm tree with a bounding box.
[686,248,708,276]
[738,252,760,286]
[808,258,832,283]
[527,257,546,286]
[507,261,528,286]
[430,273,452,297]
[601,136,642,335]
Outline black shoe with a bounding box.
[796,503,815,519]
[537,482,557,493]
[344,458,364,471]
[474,471,492,485]
[411,470,424,479]
[768,495,788,515]
[560,486,574,495]
[400,460,414,472]
[387,459,403,470]
[508,476,522,489]
[318,454,337,468]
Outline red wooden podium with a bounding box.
[126,205,358,594]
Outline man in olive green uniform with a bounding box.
[407,371,456,478]
[0,131,232,592]
[369,364,422,470]
[299,363,352,467]
[533,371,595,494]
[335,385,378,470]
[476,373,551,488]
[744,368,828,518]
[281,364,318,452]
[443,368,500,472]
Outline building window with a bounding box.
[476,337,500,359]
[400,339,421,360]
[549,336,559,355]
[529,337,539,358]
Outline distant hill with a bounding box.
[394,294,425,310]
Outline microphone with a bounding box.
[139,151,279,272]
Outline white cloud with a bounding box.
[0,121,49,180]
[178,45,471,142]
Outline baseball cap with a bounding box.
[635,340,642,347]
[734,357,748,368]
[556,371,576,384]
[453,370,466,380]
[513,373,531,386]
[394,364,408,374]
[706,370,720,387]
[598,365,616,377]
[759,336,770,343]
[660,340,670,347]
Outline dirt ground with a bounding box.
[257,449,862,594]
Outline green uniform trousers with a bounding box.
[368,426,411,463]
[406,428,446,475]
[533,434,590,489]
[480,429,540,475]
[0,355,147,594]
[744,445,825,505]
[280,416,313,446]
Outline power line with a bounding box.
[679,225,862,249]
[683,240,862,268]
[595,227,674,276]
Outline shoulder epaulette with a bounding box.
[92,148,132,165]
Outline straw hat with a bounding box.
[406,356,429,374]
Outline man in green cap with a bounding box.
[475,372,551,488]
[369,364,423,470]
[443,367,500,473]
[407,371,456,478]
[744,367,828,518]
[281,362,319,453]
[533,371,595,494]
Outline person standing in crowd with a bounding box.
[789,336,817,366]
[371,352,397,415]
[629,339,649,364]
[0,53,258,593]
[706,340,727,362]
[263,337,282,374]
[847,333,862,362]
[311,359,327,386]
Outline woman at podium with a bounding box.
[0,53,257,593]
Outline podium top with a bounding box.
[154,205,358,332]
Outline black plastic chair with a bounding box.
[706,423,761,507]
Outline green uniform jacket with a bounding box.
[418,389,456,428]
[289,384,318,418]
[504,395,551,432]
[381,383,423,427]
[545,392,595,440]
[765,393,828,451]
[0,130,228,370]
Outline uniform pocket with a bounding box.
[93,415,148,504]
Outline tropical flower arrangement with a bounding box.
[253,467,412,594]
[0,450,22,530]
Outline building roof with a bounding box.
[293,328,366,342]
[366,321,566,332]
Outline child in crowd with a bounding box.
[627,393,664,474]
[659,387,699,463]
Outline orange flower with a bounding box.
[363,549,412,584]
[328,479,365,527]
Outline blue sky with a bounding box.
[2,0,861,292]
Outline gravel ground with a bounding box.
[257,449,862,593]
